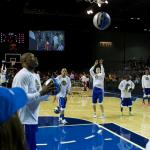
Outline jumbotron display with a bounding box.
[29,31,65,51]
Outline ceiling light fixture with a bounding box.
[87,9,93,14]
[84,0,108,7]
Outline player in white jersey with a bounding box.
[141,69,150,105]
[118,74,135,116]
[56,68,71,124]
[12,53,54,150]
[80,72,88,91]
[0,64,7,87]
[89,59,105,118]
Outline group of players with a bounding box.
[0,52,150,150]
[90,59,150,118]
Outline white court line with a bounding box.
[36,143,48,146]
[104,138,112,141]
[95,123,145,150]
[84,135,95,139]
[38,123,93,128]
[60,140,76,144]
[97,129,102,134]
[112,122,149,139]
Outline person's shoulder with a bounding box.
[129,80,134,83]
[15,68,30,78]
[66,75,71,80]
[120,79,125,83]
[55,75,62,81]
[56,75,61,78]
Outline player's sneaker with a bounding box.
[99,114,105,119]
[59,119,68,124]
[93,113,97,118]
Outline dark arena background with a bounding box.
[0,0,150,72]
[0,0,150,150]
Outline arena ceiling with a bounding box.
[0,0,150,31]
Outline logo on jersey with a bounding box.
[125,83,130,90]
[95,75,99,79]
[145,77,149,80]
[61,80,67,86]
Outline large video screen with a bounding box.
[29,31,65,51]
[0,32,25,52]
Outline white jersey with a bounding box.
[33,73,42,91]
[12,68,49,125]
[118,80,135,98]
[80,75,87,82]
[56,75,71,98]
[142,75,150,88]
[0,67,7,84]
[89,65,105,89]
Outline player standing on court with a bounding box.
[56,68,71,124]
[142,69,150,105]
[89,59,105,118]
[12,53,54,150]
[118,74,135,116]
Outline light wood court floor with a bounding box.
[39,87,150,139]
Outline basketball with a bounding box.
[44,78,60,95]
[93,12,111,30]
[54,106,61,114]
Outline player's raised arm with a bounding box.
[99,59,105,76]
[90,60,99,77]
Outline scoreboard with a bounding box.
[0,32,24,44]
[0,32,25,51]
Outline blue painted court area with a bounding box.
[102,123,148,148]
[36,117,145,150]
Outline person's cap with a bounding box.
[0,87,28,124]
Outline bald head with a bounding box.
[21,53,38,70]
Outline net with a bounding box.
[11,60,16,66]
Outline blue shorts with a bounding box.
[121,98,132,107]
[143,88,150,97]
[92,87,104,104]
[59,97,67,109]
[24,124,38,150]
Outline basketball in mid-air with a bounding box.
[44,78,60,95]
[93,12,111,30]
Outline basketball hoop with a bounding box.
[11,60,16,66]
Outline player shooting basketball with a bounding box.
[90,59,105,119]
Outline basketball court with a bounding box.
[38,88,150,149]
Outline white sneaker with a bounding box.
[59,119,67,124]
[99,115,105,119]
[93,114,97,118]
